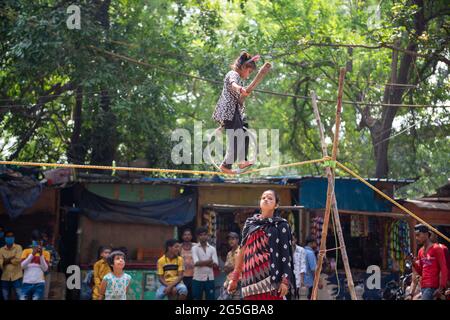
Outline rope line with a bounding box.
[335,161,450,243]
[1,46,447,109]
[0,158,327,177]
[89,46,450,109]
[242,158,327,174]
[1,157,446,243]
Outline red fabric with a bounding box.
[244,292,283,300]
[241,229,272,297]
[413,243,448,289]
[438,244,450,283]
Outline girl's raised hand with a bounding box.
[240,87,250,97]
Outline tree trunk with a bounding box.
[67,86,84,163]
[88,0,118,167]
[371,0,426,178]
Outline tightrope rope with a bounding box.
[0,160,227,176]
[2,158,446,243]
[335,161,450,243]
[0,158,327,177]
[243,158,327,174]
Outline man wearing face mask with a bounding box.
[0,231,23,300]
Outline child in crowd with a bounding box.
[92,246,112,300]
[99,250,131,300]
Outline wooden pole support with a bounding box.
[311,90,357,300]
[311,67,347,300]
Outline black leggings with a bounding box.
[221,106,249,169]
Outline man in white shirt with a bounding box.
[192,227,219,300]
[292,233,306,299]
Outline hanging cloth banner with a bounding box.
[77,187,197,226]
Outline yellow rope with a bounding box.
[2,158,446,243]
[0,160,227,176]
[0,158,326,177]
[243,158,327,174]
[335,161,450,243]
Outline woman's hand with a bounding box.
[227,279,238,294]
[278,283,289,297]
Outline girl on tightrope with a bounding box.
[212,51,260,174]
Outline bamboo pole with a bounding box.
[311,67,346,300]
[311,90,357,300]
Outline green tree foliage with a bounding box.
[0,0,448,196]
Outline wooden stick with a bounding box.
[311,67,346,300]
[239,62,272,104]
[311,90,357,300]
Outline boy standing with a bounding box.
[192,227,219,300]
[92,246,112,300]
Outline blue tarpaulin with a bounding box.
[299,178,392,212]
[0,175,43,219]
[78,188,197,226]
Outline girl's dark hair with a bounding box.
[232,51,257,71]
[108,250,126,268]
[98,245,112,259]
[165,239,179,252]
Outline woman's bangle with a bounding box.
[230,271,241,281]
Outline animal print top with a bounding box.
[212,70,246,123]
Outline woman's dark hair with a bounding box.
[107,250,126,268]
[165,239,179,252]
[98,245,112,259]
[196,226,208,236]
[232,51,257,71]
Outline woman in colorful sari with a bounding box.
[227,190,296,300]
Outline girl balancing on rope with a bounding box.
[227,190,296,300]
[212,51,259,174]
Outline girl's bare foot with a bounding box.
[238,161,253,169]
[219,165,235,174]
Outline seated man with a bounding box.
[156,239,187,300]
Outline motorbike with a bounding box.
[382,261,413,300]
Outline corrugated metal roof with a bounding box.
[404,200,450,211]
[75,173,416,186]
